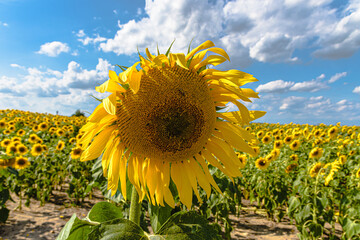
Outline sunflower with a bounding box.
[31,143,44,156]
[14,157,30,169]
[324,170,335,186]
[69,137,77,144]
[261,135,272,144]
[56,129,65,137]
[71,147,83,159]
[38,122,49,131]
[255,157,270,170]
[290,154,298,162]
[339,155,347,164]
[256,130,264,139]
[29,134,39,144]
[274,140,283,149]
[56,140,65,151]
[328,126,338,139]
[78,40,265,208]
[283,136,292,145]
[252,146,260,157]
[285,162,298,174]
[309,162,323,178]
[17,144,29,155]
[0,158,15,168]
[6,143,18,156]
[1,138,11,148]
[290,140,300,151]
[309,147,323,159]
[236,153,247,168]
[17,129,25,136]
[349,150,356,156]
[0,121,6,128]
[356,168,360,178]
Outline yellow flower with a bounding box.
[38,122,49,131]
[274,140,283,149]
[252,146,260,157]
[17,129,25,136]
[289,140,300,151]
[324,170,335,186]
[261,135,272,144]
[339,155,347,164]
[14,157,30,169]
[16,144,28,155]
[255,157,270,170]
[309,162,323,178]
[31,143,44,156]
[290,154,298,162]
[309,147,323,159]
[1,138,11,148]
[29,134,39,144]
[56,140,65,151]
[236,153,247,169]
[285,162,298,174]
[78,40,265,208]
[6,143,18,156]
[70,147,83,159]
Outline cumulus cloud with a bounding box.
[0,21,8,27]
[279,96,306,110]
[76,30,107,46]
[289,79,328,92]
[313,1,360,59]
[256,80,295,93]
[353,86,360,94]
[97,0,360,65]
[10,63,25,70]
[37,41,70,57]
[328,72,347,83]
[0,59,114,115]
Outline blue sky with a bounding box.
[0,0,359,125]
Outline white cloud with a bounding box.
[353,86,360,94]
[328,72,347,83]
[337,99,347,105]
[313,1,360,59]
[0,21,8,27]
[37,41,70,57]
[76,30,86,37]
[290,79,328,92]
[279,96,306,110]
[10,63,25,70]
[0,59,114,115]
[76,30,106,46]
[97,0,360,65]
[256,80,295,93]
[113,9,118,14]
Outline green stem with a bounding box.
[129,185,141,225]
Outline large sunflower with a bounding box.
[79,40,265,209]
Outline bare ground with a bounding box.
[1,192,303,240]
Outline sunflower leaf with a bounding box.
[165,39,176,57]
[154,211,222,240]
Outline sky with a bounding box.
[0,0,359,125]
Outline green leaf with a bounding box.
[343,218,360,239]
[288,196,300,215]
[87,218,147,240]
[0,207,9,223]
[87,202,123,223]
[148,203,172,233]
[0,188,9,205]
[56,214,95,240]
[155,211,222,240]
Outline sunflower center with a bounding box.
[117,65,215,162]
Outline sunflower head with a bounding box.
[56,140,65,151]
[309,147,323,159]
[14,157,30,170]
[78,40,265,208]
[309,162,323,178]
[31,143,44,156]
[255,157,270,170]
[71,147,83,159]
[290,140,301,151]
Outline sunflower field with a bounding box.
[1,108,359,239]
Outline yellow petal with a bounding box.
[103,93,117,115]
[186,40,215,61]
[81,125,116,161]
[87,104,107,123]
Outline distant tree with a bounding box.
[72,109,85,117]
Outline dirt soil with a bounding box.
[1,192,302,240]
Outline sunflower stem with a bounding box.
[129,185,141,225]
